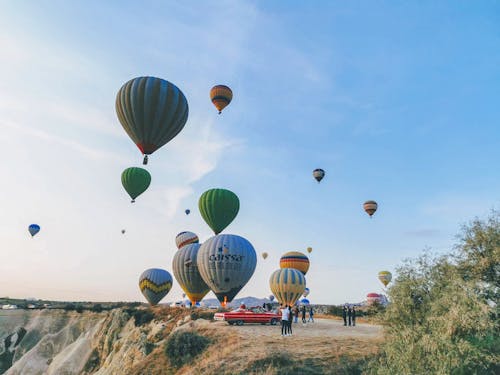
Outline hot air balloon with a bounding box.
[269,268,306,307]
[303,287,310,297]
[185,209,190,215]
[172,243,211,304]
[280,251,310,275]
[306,247,312,254]
[197,234,257,305]
[313,168,325,183]
[300,298,310,306]
[175,231,199,250]
[139,268,173,306]
[121,229,126,234]
[269,295,275,302]
[198,188,239,235]
[182,293,186,299]
[116,76,189,165]
[210,85,232,114]
[28,224,40,237]
[121,167,151,203]
[262,252,268,260]
[378,271,392,287]
[363,200,378,217]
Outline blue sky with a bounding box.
[0,1,498,304]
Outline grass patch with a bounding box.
[164,330,211,367]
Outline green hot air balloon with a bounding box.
[115,76,189,165]
[172,243,210,304]
[198,188,239,235]
[121,167,151,203]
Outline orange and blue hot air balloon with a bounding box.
[210,85,233,114]
[279,251,310,275]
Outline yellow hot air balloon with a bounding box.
[262,252,268,259]
[378,271,392,287]
[210,85,233,114]
[270,268,306,306]
[306,247,312,254]
[279,251,310,275]
[363,200,378,217]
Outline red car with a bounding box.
[214,306,281,326]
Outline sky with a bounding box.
[0,1,498,305]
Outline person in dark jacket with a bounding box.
[352,306,356,326]
[287,306,293,335]
[294,305,299,323]
[301,305,307,323]
[348,306,352,326]
[342,305,347,326]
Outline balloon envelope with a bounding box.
[28,224,40,237]
[378,271,392,286]
[262,252,268,260]
[197,234,257,304]
[185,209,190,215]
[172,243,211,304]
[313,168,325,183]
[198,188,240,235]
[300,298,310,305]
[116,76,189,163]
[121,167,151,202]
[303,287,310,297]
[280,251,310,275]
[363,200,378,217]
[306,247,312,253]
[139,268,173,306]
[175,231,199,249]
[269,295,275,301]
[210,85,233,114]
[269,268,306,307]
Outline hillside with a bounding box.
[0,307,382,374]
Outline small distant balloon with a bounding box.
[28,224,40,237]
[378,271,392,287]
[307,247,312,254]
[269,295,275,302]
[121,167,151,203]
[303,287,310,297]
[210,85,233,114]
[121,229,126,234]
[313,168,325,183]
[363,200,378,217]
[262,252,268,260]
[185,209,190,215]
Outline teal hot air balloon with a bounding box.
[197,234,257,305]
[116,77,189,165]
[198,188,239,235]
[28,224,40,237]
[121,167,151,203]
[139,268,173,306]
[172,243,210,304]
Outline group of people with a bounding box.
[280,305,314,336]
[342,305,356,326]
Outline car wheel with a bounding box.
[270,318,277,325]
[236,320,244,326]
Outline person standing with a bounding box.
[352,306,356,327]
[301,305,307,323]
[342,305,347,326]
[287,305,293,335]
[280,305,289,336]
[348,306,352,326]
[308,306,314,322]
[294,305,299,323]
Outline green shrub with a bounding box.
[164,330,210,367]
[129,309,155,327]
[91,304,103,312]
[190,310,215,320]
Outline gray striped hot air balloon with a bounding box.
[115,76,189,165]
[172,243,210,304]
[139,268,173,306]
[269,268,306,307]
[197,234,257,306]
